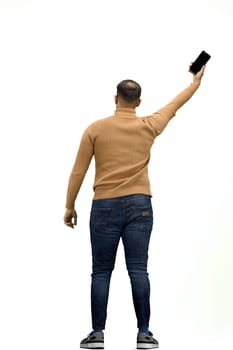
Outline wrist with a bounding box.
[192,78,201,86]
[66,207,75,211]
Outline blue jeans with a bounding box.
[90,194,153,330]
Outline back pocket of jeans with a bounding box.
[132,205,153,230]
[91,208,113,233]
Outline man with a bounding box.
[64,66,206,349]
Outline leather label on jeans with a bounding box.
[142,211,150,216]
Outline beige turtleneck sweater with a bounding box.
[65,80,200,209]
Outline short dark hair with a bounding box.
[116,79,141,102]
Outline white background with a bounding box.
[0,1,233,349]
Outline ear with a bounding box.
[136,99,141,107]
[114,95,118,104]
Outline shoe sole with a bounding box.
[137,343,159,349]
[80,343,104,349]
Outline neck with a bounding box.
[115,96,140,109]
[116,103,136,109]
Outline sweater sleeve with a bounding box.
[65,126,94,209]
[144,80,201,136]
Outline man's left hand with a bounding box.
[64,208,77,229]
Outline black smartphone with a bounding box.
[189,50,211,74]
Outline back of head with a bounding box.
[117,79,141,103]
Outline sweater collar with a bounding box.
[114,108,136,118]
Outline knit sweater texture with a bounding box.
[66,81,200,209]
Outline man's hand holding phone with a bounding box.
[189,50,211,74]
[189,50,211,83]
[192,64,206,83]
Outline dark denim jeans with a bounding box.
[90,194,153,330]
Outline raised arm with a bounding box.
[145,65,206,136]
[165,65,205,110]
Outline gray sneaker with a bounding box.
[137,331,159,349]
[80,331,104,349]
